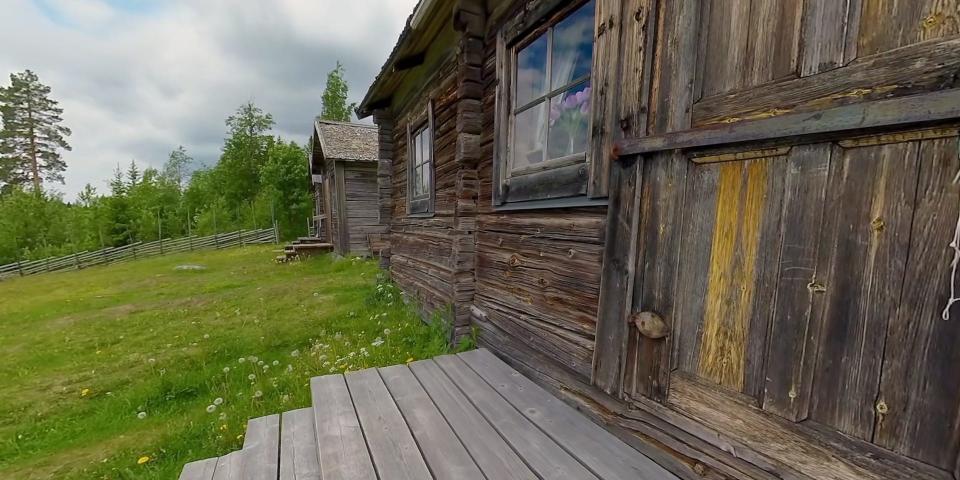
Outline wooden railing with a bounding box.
[0,226,278,281]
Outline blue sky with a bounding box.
[1,0,417,200]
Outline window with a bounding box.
[494,0,596,206]
[407,106,434,214]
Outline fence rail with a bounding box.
[0,227,278,281]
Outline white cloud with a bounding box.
[0,0,417,200]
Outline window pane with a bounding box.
[551,0,595,90]
[511,102,547,170]
[547,81,590,159]
[516,35,548,107]
[421,161,430,197]
[423,127,432,166]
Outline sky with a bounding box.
[0,0,418,201]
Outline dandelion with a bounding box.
[137,456,151,465]
[249,356,258,363]
[272,360,279,366]
[286,364,293,372]
[81,388,91,397]
[371,338,384,347]
[238,357,246,364]
[218,412,227,421]
[148,358,156,364]
[257,360,264,366]
[322,361,331,367]
[248,374,256,381]
[220,424,228,431]
[206,404,217,413]
[223,367,230,373]
[253,390,263,398]
[137,412,147,420]
[213,397,224,406]
[383,328,391,335]
[203,334,210,339]
[406,357,415,363]
[263,365,269,371]
[290,349,300,357]
[319,354,327,361]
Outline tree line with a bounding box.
[0,63,357,265]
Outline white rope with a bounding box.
[944,208,960,320]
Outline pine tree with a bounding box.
[163,145,192,190]
[319,62,356,122]
[0,70,71,191]
[126,159,140,187]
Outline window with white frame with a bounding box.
[494,0,596,206]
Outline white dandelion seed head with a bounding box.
[223,367,230,373]
[272,360,279,366]
[238,357,246,364]
[206,405,216,413]
[383,328,391,335]
[213,397,224,406]
[257,360,264,366]
[247,374,256,381]
[203,334,210,339]
[148,358,156,364]
[137,412,147,420]
[253,390,263,398]
[290,350,300,357]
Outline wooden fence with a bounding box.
[0,227,278,281]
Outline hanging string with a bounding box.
[943,145,960,321]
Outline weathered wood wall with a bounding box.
[470,1,607,381]
[341,164,382,256]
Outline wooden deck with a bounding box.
[179,349,677,479]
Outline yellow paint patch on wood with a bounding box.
[697,160,768,391]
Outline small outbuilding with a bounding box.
[309,120,386,256]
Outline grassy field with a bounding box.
[0,245,460,479]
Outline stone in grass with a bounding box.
[174,264,207,271]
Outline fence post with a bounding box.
[214,232,220,250]
[16,259,23,277]
[239,230,244,247]
[74,252,80,270]
[273,222,279,244]
[45,257,51,272]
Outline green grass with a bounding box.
[0,245,458,479]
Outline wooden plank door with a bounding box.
[594,0,960,477]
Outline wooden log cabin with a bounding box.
[355,0,960,479]
[308,120,386,256]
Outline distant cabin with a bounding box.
[309,120,386,256]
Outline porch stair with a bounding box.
[178,348,677,479]
[275,237,333,262]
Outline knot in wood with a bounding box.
[871,217,885,232]
[568,249,576,258]
[876,399,889,415]
[508,254,521,267]
[807,281,826,293]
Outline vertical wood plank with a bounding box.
[648,0,700,135]
[874,136,960,470]
[588,0,624,197]
[242,414,280,480]
[344,368,432,480]
[179,457,218,480]
[858,0,960,57]
[310,374,377,480]
[809,140,920,441]
[695,0,752,99]
[799,0,861,75]
[762,144,833,421]
[630,154,692,403]
[745,0,803,87]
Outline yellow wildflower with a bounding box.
[220,424,228,431]
[81,388,91,397]
[137,456,150,465]
[406,357,414,363]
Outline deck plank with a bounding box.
[459,348,679,479]
[311,374,377,480]
[211,450,243,480]
[409,359,538,480]
[281,408,321,480]
[243,414,281,479]
[379,364,486,480]
[179,457,218,480]
[433,354,599,480]
[345,368,432,480]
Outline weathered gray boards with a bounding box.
[309,120,387,256]
[357,0,960,479]
[179,349,674,480]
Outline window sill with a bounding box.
[406,212,436,219]
[493,196,608,212]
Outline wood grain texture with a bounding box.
[280,408,321,480]
[809,140,920,441]
[858,0,960,56]
[242,414,280,480]
[587,0,624,197]
[433,354,600,480]
[378,364,486,480]
[409,359,538,480]
[762,144,833,421]
[461,348,678,479]
[211,451,243,480]
[179,457,218,480]
[344,369,431,480]
[694,37,960,127]
[874,136,960,470]
[310,374,377,480]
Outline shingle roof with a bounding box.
[313,120,378,162]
